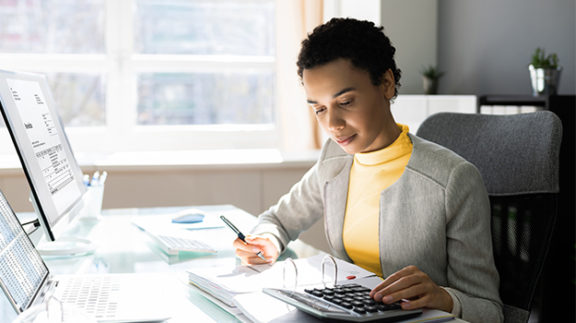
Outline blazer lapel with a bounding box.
[324,158,353,262]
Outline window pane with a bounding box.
[135,0,275,55]
[0,0,105,53]
[47,73,106,126]
[137,72,275,125]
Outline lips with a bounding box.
[335,134,356,146]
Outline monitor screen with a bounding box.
[0,70,86,241]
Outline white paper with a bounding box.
[232,292,304,323]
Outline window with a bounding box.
[0,0,277,153]
[0,0,105,54]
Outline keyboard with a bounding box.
[132,219,218,255]
[57,275,120,320]
[151,233,217,255]
[263,283,422,322]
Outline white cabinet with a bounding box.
[390,95,477,133]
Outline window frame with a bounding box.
[0,0,279,154]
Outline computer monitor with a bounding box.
[0,69,90,254]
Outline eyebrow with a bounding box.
[307,87,356,105]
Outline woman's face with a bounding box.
[303,58,396,154]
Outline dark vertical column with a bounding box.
[543,95,575,322]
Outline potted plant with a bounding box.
[421,65,444,95]
[529,47,562,96]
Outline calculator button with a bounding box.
[353,307,367,314]
[365,305,379,313]
[322,289,335,296]
[340,301,353,309]
[363,299,376,306]
[303,284,407,317]
[352,300,365,307]
[331,298,343,305]
[323,295,334,301]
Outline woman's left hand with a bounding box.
[369,265,453,313]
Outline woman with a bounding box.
[233,18,503,323]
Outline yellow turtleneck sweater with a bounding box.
[342,124,413,276]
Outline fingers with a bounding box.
[233,235,279,265]
[233,237,265,264]
[235,249,270,265]
[369,265,450,311]
[370,265,419,298]
[373,276,423,303]
[381,282,428,306]
[232,237,260,252]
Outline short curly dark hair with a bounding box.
[297,18,402,98]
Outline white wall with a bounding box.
[325,0,439,95]
[380,1,438,94]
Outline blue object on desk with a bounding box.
[172,213,205,224]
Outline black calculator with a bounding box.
[263,283,422,322]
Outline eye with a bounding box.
[314,106,326,115]
[339,98,353,107]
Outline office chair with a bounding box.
[416,111,562,323]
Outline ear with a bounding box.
[380,69,396,100]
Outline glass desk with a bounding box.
[8,205,319,323]
[6,206,465,323]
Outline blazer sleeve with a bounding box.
[444,161,504,323]
[250,159,325,252]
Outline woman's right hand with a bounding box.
[233,235,279,265]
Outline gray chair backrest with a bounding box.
[416,111,563,323]
[416,111,562,195]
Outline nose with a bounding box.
[327,106,345,131]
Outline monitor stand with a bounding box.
[36,237,96,256]
[29,192,97,257]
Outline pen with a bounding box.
[91,171,100,186]
[220,215,266,261]
[83,174,90,187]
[99,171,108,186]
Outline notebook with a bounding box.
[0,190,171,322]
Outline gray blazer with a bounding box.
[252,134,503,323]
